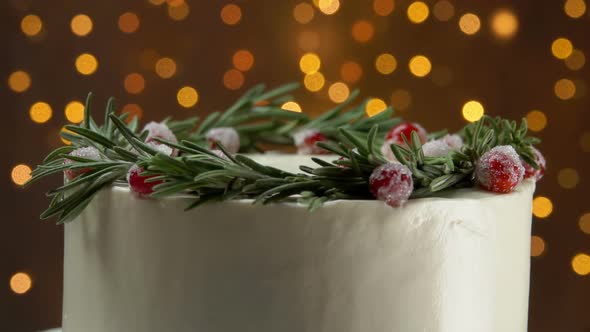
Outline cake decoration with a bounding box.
[206,127,241,153]
[63,146,101,180]
[475,145,526,193]
[369,163,414,207]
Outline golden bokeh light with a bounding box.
[8,71,31,93]
[65,101,85,124]
[340,61,363,83]
[281,101,303,113]
[233,50,254,72]
[155,57,177,79]
[223,69,245,90]
[299,53,321,74]
[177,86,199,108]
[530,236,546,257]
[572,253,590,276]
[391,89,412,111]
[293,2,315,24]
[297,31,321,51]
[351,20,375,43]
[328,82,350,103]
[558,168,579,189]
[61,126,74,145]
[10,272,32,294]
[149,0,166,5]
[564,0,587,18]
[565,49,586,71]
[168,2,190,20]
[532,196,553,218]
[526,110,547,132]
[365,98,388,117]
[118,12,140,33]
[408,55,432,77]
[318,0,340,15]
[580,132,590,152]
[551,38,574,59]
[579,213,590,234]
[407,1,430,24]
[303,72,325,92]
[70,14,93,37]
[490,9,519,40]
[554,78,576,100]
[75,53,98,75]
[11,164,32,186]
[21,14,43,37]
[221,4,242,25]
[462,100,484,122]
[29,102,52,124]
[124,73,145,94]
[458,13,481,35]
[433,0,454,21]
[121,103,143,122]
[375,53,397,75]
[373,0,395,16]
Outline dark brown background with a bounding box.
[3,0,589,331]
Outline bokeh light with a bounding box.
[558,168,579,189]
[221,4,242,25]
[340,61,363,83]
[459,13,481,35]
[65,101,85,124]
[10,272,32,294]
[70,14,93,37]
[490,9,519,40]
[408,55,432,77]
[530,236,546,257]
[21,14,42,37]
[75,53,98,75]
[551,38,574,59]
[572,253,590,276]
[579,213,590,235]
[433,0,454,21]
[328,82,350,103]
[7,70,31,93]
[60,126,74,145]
[554,78,576,100]
[351,20,375,43]
[365,98,387,117]
[526,110,547,132]
[564,0,587,18]
[155,57,177,79]
[232,50,254,72]
[303,72,325,92]
[29,102,52,124]
[281,101,302,113]
[407,1,430,24]
[565,49,585,71]
[177,86,199,108]
[124,73,145,94]
[532,196,553,218]
[391,89,412,111]
[293,2,315,24]
[223,69,245,90]
[121,103,143,121]
[318,0,340,15]
[299,53,321,74]
[118,12,140,33]
[373,0,395,16]
[375,53,397,75]
[462,100,484,122]
[149,0,166,5]
[11,164,32,186]
[168,2,190,21]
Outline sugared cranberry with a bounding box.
[64,146,101,181]
[206,127,240,153]
[143,121,178,156]
[127,164,163,197]
[475,145,525,193]
[369,163,414,207]
[380,139,399,162]
[293,129,329,155]
[522,147,546,181]
[385,122,428,146]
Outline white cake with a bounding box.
[62,155,534,332]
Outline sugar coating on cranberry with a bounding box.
[143,122,178,144]
[64,146,101,180]
[380,139,399,162]
[206,127,240,154]
[292,129,329,155]
[369,163,414,207]
[127,164,163,197]
[385,122,428,146]
[442,134,463,150]
[475,145,525,193]
[210,149,229,160]
[522,147,546,181]
[422,140,451,157]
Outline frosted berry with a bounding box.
[442,134,463,150]
[143,121,178,156]
[522,147,546,181]
[293,129,329,155]
[211,149,229,160]
[475,145,525,193]
[64,146,101,180]
[369,163,414,207]
[422,140,451,157]
[206,127,240,153]
[385,122,428,146]
[127,164,162,197]
[380,139,399,162]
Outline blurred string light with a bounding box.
[554,78,576,100]
[293,2,315,24]
[221,4,242,25]
[351,20,375,43]
[551,38,573,59]
[462,100,484,122]
[391,89,412,111]
[526,110,547,132]
[29,102,52,124]
[223,69,245,90]
[155,57,177,79]
[373,0,395,16]
[75,53,98,75]
[430,66,453,86]
[564,0,587,18]
[580,132,590,152]
[433,0,454,21]
[375,53,397,74]
[299,53,321,74]
[408,55,432,77]
[177,86,199,108]
[532,196,553,218]
[118,12,140,33]
[579,213,590,234]
[297,31,321,51]
[558,168,579,189]
[232,50,254,72]
[490,9,519,40]
[565,49,585,70]
[21,14,42,37]
[10,272,32,294]
[8,70,31,93]
[572,253,590,276]
[328,82,350,103]
[11,165,32,186]
[70,14,93,37]
[365,98,387,117]
[530,236,546,257]
[407,1,429,24]
[124,73,145,94]
[340,61,363,83]
[64,101,85,123]
[168,2,190,21]
[281,101,302,113]
[318,0,340,15]
[304,72,325,92]
[148,0,166,5]
[121,103,143,121]
[458,13,481,35]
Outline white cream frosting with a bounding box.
[62,155,534,332]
